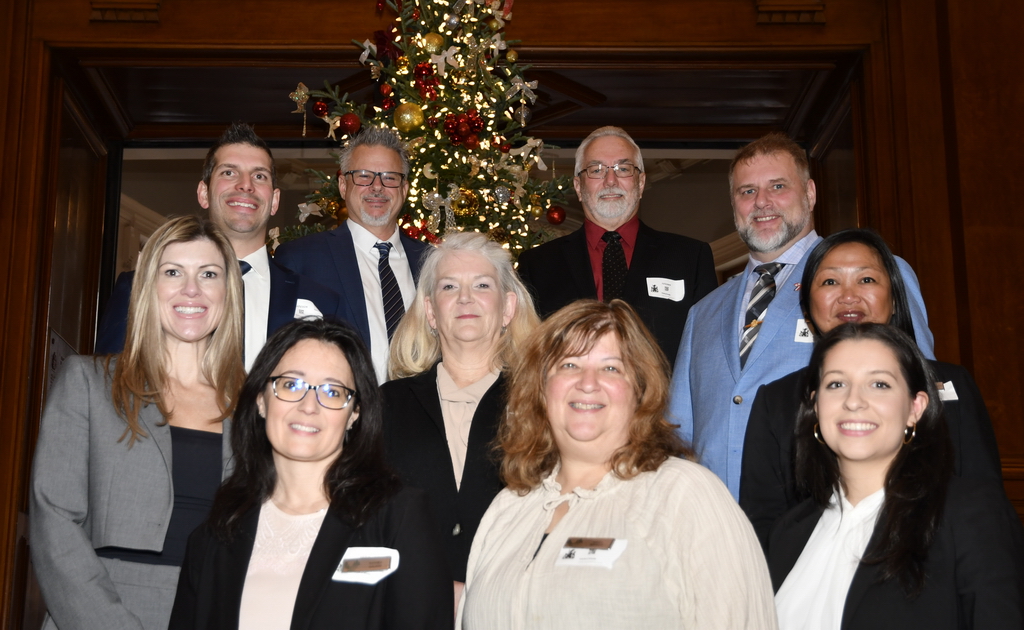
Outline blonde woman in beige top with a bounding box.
[459,300,778,630]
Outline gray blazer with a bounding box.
[29,355,232,630]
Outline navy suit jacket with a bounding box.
[740,360,1004,551]
[274,221,428,351]
[516,221,718,365]
[768,477,1024,630]
[93,257,342,355]
[380,366,505,582]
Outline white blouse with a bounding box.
[775,487,885,630]
[459,458,778,629]
[238,500,328,630]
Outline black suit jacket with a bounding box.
[169,487,452,630]
[515,221,717,364]
[274,221,428,351]
[740,360,1004,551]
[380,366,505,582]
[94,259,343,355]
[768,477,1024,630]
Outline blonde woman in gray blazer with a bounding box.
[30,216,245,630]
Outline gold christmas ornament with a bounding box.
[486,18,501,30]
[488,226,510,244]
[505,49,519,64]
[422,33,445,54]
[394,103,425,132]
[395,56,411,72]
[529,193,542,208]
[452,188,480,217]
[530,204,544,218]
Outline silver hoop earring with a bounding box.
[429,327,438,337]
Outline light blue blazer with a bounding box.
[668,241,934,499]
[29,355,232,629]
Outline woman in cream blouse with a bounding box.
[458,299,777,629]
[382,231,538,609]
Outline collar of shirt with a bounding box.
[346,218,404,258]
[241,246,271,279]
[436,362,499,404]
[584,215,640,299]
[738,230,819,337]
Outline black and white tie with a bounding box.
[739,262,783,368]
[601,231,627,302]
[375,242,405,341]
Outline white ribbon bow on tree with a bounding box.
[430,46,460,77]
[359,40,377,65]
[505,76,537,104]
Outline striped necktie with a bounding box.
[739,262,784,368]
[374,242,405,341]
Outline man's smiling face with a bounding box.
[574,135,646,231]
[198,143,280,243]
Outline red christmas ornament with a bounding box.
[312,100,329,118]
[464,134,480,150]
[382,96,396,110]
[338,113,361,135]
[470,117,485,132]
[415,62,434,78]
[499,143,511,153]
[546,205,566,225]
[457,121,471,136]
[412,7,420,19]
[376,0,385,12]
[427,116,439,128]
[423,230,440,244]
[402,224,421,239]
[380,84,393,96]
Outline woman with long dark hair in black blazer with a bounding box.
[382,231,539,611]
[740,228,1002,548]
[769,323,1024,630]
[170,318,451,629]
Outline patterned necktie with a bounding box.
[601,231,627,302]
[374,242,405,341]
[739,262,784,368]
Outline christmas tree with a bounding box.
[282,0,572,256]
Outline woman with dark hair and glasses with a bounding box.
[769,323,1023,629]
[170,318,451,629]
[740,228,1002,549]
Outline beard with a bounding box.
[736,198,812,254]
[582,184,640,224]
[351,192,399,228]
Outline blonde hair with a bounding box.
[499,299,693,494]
[110,215,245,445]
[388,231,538,379]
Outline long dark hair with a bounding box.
[794,323,952,596]
[208,318,400,539]
[799,229,915,341]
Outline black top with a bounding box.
[97,426,222,566]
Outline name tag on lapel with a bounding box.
[646,278,685,302]
[294,299,324,319]
[794,319,814,343]
[332,547,399,584]
[937,381,959,401]
[554,537,627,569]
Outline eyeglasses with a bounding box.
[577,163,641,179]
[344,170,406,188]
[268,376,356,410]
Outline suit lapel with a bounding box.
[409,365,445,435]
[562,228,597,299]
[768,501,825,591]
[623,222,657,304]
[330,223,371,347]
[140,403,172,481]
[290,508,355,630]
[721,274,747,382]
[743,255,808,370]
[841,527,886,630]
[267,258,299,336]
[400,234,426,280]
[215,507,260,629]
[461,375,504,496]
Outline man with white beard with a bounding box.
[516,126,717,364]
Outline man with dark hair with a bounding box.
[276,127,427,383]
[516,126,718,364]
[667,131,935,499]
[95,122,341,370]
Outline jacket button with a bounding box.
[733,395,743,405]
[452,523,462,536]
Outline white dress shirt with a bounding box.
[346,220,416,383]
[775,487,885,630]
[240,248,272,372]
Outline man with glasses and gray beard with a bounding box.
[275,127,427,383]
[516,126,717,365]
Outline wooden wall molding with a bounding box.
[89,1,159,23]
[756,1,826,24]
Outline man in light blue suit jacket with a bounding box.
[668,133,934,499]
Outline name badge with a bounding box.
[555,537,627,569]
[332,547,399,584]
[794,319,814,343]
[294,299,324,320]
[646,278,685,302]
[937,380,959,401]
